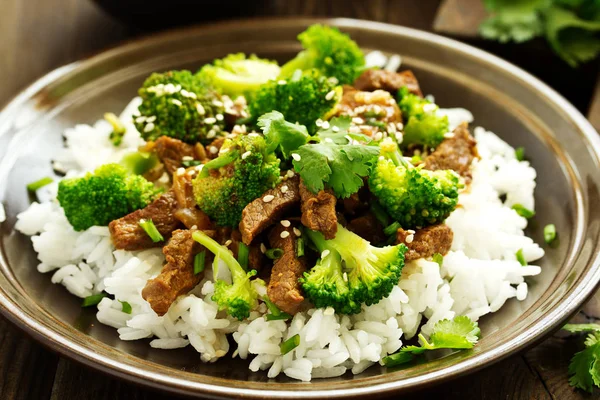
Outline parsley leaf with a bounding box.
[292,142,379,198]
[257,111,310,159]
[383,316,480,367]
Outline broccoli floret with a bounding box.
[369,139,461,228]
[192,230,259,320]
[135,70,226,144]
[192,134,280,227]
[249,70,341,133]
[57,163,162,231]
[279,25,365,84]
[397,87,449,149]
[301,224,407,314]
[197,53,281,97]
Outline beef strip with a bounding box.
[396,224,453,262]
[335,86,402,137]
[267,223,307,315]
[347,213,386,244]
[142,229,204,315]
[299,179,338,240]
[109,190,181,251]
[354,69,422,97]
[172,167,213,230]
[423,122,478,181]
[154,136,198,175]
[239,176,301,245]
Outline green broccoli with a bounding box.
[197,53,281,98]
[300,224,407,314]
[369,139,461,228]
[135,70,226,144]
[192,134,280,227]
[192,230,259,320]
[397,87,449,149]
[57,163,162,231]
[248,70,341,133]
[279,25,365,84]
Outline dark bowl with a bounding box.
[0,17,599,399]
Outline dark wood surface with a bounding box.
[1,0,599,399]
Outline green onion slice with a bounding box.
[82,293,107,307]
[515,147,525,161]
[27,177,53,192]
[511,204,535,219]
[432,253,443,267]
[516,248,526,266]
[280,334,300,355]
[296,238,305,258]
[544,224,557,244]
[237,242,250,271]
[265,248,284,260]
[194,251,206,275]
[383,221,401,237]
[120,301,132,314]
[138,219,164,243]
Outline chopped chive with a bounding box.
[544,224,557,244]
[138,219,164,243]
[516,248,526,266]
[511,204,535,219]
[27,177,53,191]
[266,313,292,321]
[82,293,106,307]
[263,296,280,315]
[280,334,300,355]
[265,248,284,260]
[181,159,202,167]
[382,351,415,367]
[384,221,401,237]
[237,242,250,271]
[120,301,132,314]
[515,147,525,161]
[366,119,387,130]
[370,201,391,227]
[104,112,126,147]
[194,251,206,275]
[263,296,293,321]
[432,253,443,267]
[296,238,305,257]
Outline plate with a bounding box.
[0,17,599,399]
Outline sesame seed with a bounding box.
[316,119,324,127]
[345,135,353,143]
[248,132,261,138]
[343,272,348,282]
[241,151,252,160]
[191,225,198,230]
[321,121,330,129]
[146,115,157,122]
[195,164,204,172]
[352,117,364,124]
[171,99,182,107]
[444,132,455,139]
[212,100,224,107]
[277,80,287,85]
[321,250,330,259]
[405,234,414,244]
[224,239,232,246]
[263,195,275,203]
[291,153,301,161]
[332,126,340,132]
[144,123,155,133]
[182,156,194,161]
[139,218,146,224]
[293,227,301,237]
[176,167,185,176]
[286,170,295,178]
[204,117,217,124]
[280,220,291,227]
[280,231,290,239]
[281,185,289,194]
[423,103,437,113]
[407,229,416,234]
[260,243,266,254]
[396,122,404,130]
[374,132,383,141]
[206,130,217,139]
[379,156,385,161]
[325,90,336,101]
[135,116,147,123]
[324,138,334,143]
[196,103,206,115]
[209,146,218,154]
[216,114,224,121]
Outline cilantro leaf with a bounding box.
[480,0,546,43]
[563,323,600,333]
[316,116,373,145]
[257,111,310,159]
[569,342,600,392]
[292,142,379,198]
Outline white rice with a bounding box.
[0,202,5,223]
[14,98,544,381]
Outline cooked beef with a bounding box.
[423,122,478,181]
[354,69,422,97]
[347,213,386,244]
[335,86,402,137]
[267,223,307,315]
[109,190,181,251]
[172,168,213,230]
[341,192,366,216]
[142,229,204,315]
[230,230,265,272]
[299,179,337,240]
[239,176,301,245]
[154,136,198,175]
[396,224,453,262]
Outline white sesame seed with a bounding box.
[321,250,330,259]
[405,234,414,244]
[281,185,289,194]
[196,103,206,115]
[263,195,275,203]
[374,132,383,141]
[158,172,170,184]
[182,156,194,161]
[277,80,287,85]
[248,132,261,138]
[280,220,291,227]
[342,272,348,282]
[379,156,385,161]
[206,130,217,139]
[321,121,330,129]
[345,135,353,143]
[260,243,266,254]
[135,116,147,123]
[324,138,334,143]
[286,170,295,178]
[325,90,336,101]
[396,122,404,130]
[224,239,232,246]
[176,167,185,176]
[191,225,198,230]
[146,115,157,122]
[195,164,204,172]
[423,103,437,113]
[216,114,224,121]
[316,119,324,127]
[291,153,301,162]
[332,126,340,132]
[293,227,302,237]
[280,231,290,239]
[144,123,155,133]
[407,229,416,234]
[139,218,146,224]
[241,151,252,160]
[352,117,364,124]
[444,132,455,139]
[209,146,218,154]
[171,99,182,107]
[204,117,217,124]
[212,100,224,107]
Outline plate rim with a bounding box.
[1,16,600,399]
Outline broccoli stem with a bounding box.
[192,230,246,281]
[199,150,240,178]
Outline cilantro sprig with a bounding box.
[563,323,600,392]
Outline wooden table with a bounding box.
[1,1,599,399]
